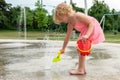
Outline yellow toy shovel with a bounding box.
[52,51,62,62]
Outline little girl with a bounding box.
[53,3,105,75]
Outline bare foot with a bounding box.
[69,69,86,75]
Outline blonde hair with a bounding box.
[53,3,73,24]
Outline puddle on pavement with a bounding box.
[0,41,120,80]
[90,49,111,60]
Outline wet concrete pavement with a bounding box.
[0,40,120,80]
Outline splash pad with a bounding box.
[0,39,120,80]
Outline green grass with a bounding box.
[0,30,66,40]
[104,31,120,43]
[0,30,120,43]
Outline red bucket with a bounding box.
[76,40,91,56]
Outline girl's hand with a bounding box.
[59,49,65,54]
[81,35,88,42]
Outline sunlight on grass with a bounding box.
[0,30,120,43]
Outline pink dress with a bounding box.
[74,17,105,44]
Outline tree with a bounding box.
[71,3,84,13]
[9,6,20,29]
[110,9,120,32]
[0,0,11,29]
[25,7,34,30]
[88,0,110,22]
[34,0,48,30]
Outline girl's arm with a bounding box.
[76,12,94,40]
[60,23,74,53]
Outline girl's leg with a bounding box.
[78,54,86,73]
[70,51,86,75]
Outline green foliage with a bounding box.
[88,0,110,22]
[1,0,120,33]
[35,9,48,28]
[0,0,11,29]
[71,3,84,12]
[25,7,34,29]
[35,0,42,8]
[34,0,48,30]
[101,10,120,31]
[9,6,21,29]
